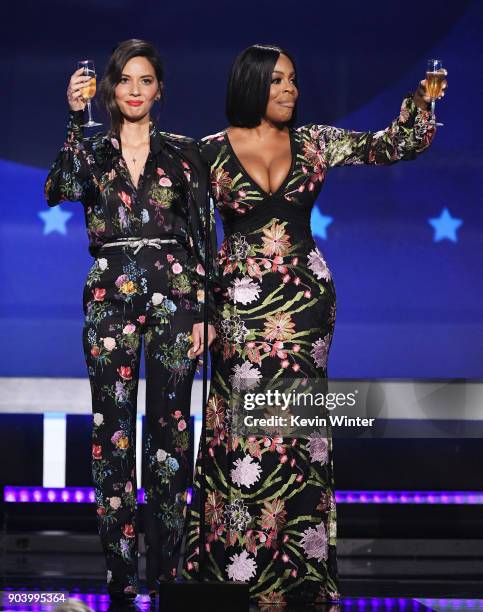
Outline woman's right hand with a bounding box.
[67,68,91,112]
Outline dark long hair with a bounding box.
[98,39,164,134]
[226,44,298,128]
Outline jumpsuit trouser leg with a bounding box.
[82,246,197,596]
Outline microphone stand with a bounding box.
[158,186,250,611]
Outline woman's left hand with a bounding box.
[413,68,448,110]
[188,323,217,359]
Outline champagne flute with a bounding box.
[426,59,445,127]
[78,59,102,127]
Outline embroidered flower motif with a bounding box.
[224,498,251,531]
[102,337,116,351]
[115,381,128,402]
[205,490,224,527]
[120,538,131,559]
[224,233,250,261]
[226,550,257,582]
[166,456,179,471]
[303,136,325,169]
[230,455,262,488]
[92,444,102,460]
[307,248,331,281]
[115,274,128,288]
[230,360,262,392]
[206,394,225,430]
[228,277,261,305]
[259,592,287,605]
[156,449,168,462]
[109,496,121,510]
[119,191,132,210]
[117,366,132,380]
[261,222,291,257]
[122,523,135,538]
[111,431,129,450]
[152,292,165,305]
[219,314,249,345]
[306,432,329,464]
[212,166,233,202]
[300,521,328,562]
[264,312,296,342]
[260,497,287,532]
[310,335,330,370]
[92,287,106,301]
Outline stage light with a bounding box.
[4,487,483,505]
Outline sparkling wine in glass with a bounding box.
[426,59,444,127]
[78,59,102,127]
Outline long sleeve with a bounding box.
[171,139,221,325]
[187,192,220,325]
[44,110,96,206]
[319,95,436,168]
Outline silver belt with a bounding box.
[101,237,178,255]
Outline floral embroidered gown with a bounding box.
[183,96,435,606]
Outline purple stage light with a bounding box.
[4,487,483,505]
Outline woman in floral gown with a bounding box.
[183,45,446,606]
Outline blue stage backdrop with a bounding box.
[1,0,482,378]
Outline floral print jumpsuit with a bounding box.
[44,110,216,596]
[183,96,436,606]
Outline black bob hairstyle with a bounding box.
[98,39,164,134]
[226,44,298,128]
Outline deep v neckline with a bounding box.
[115,134,151,193]
[120,150,148,192]
[225,128,295,198]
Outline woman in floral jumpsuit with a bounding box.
[44,40,217,603]
[183,45,446,607]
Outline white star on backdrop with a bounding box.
[428,208,463,243]
[311,207,333,240]
[38,206,73,235]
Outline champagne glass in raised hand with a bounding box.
[77,59,102,127]
[426,59,446,127]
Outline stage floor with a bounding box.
[0,578,482,611]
